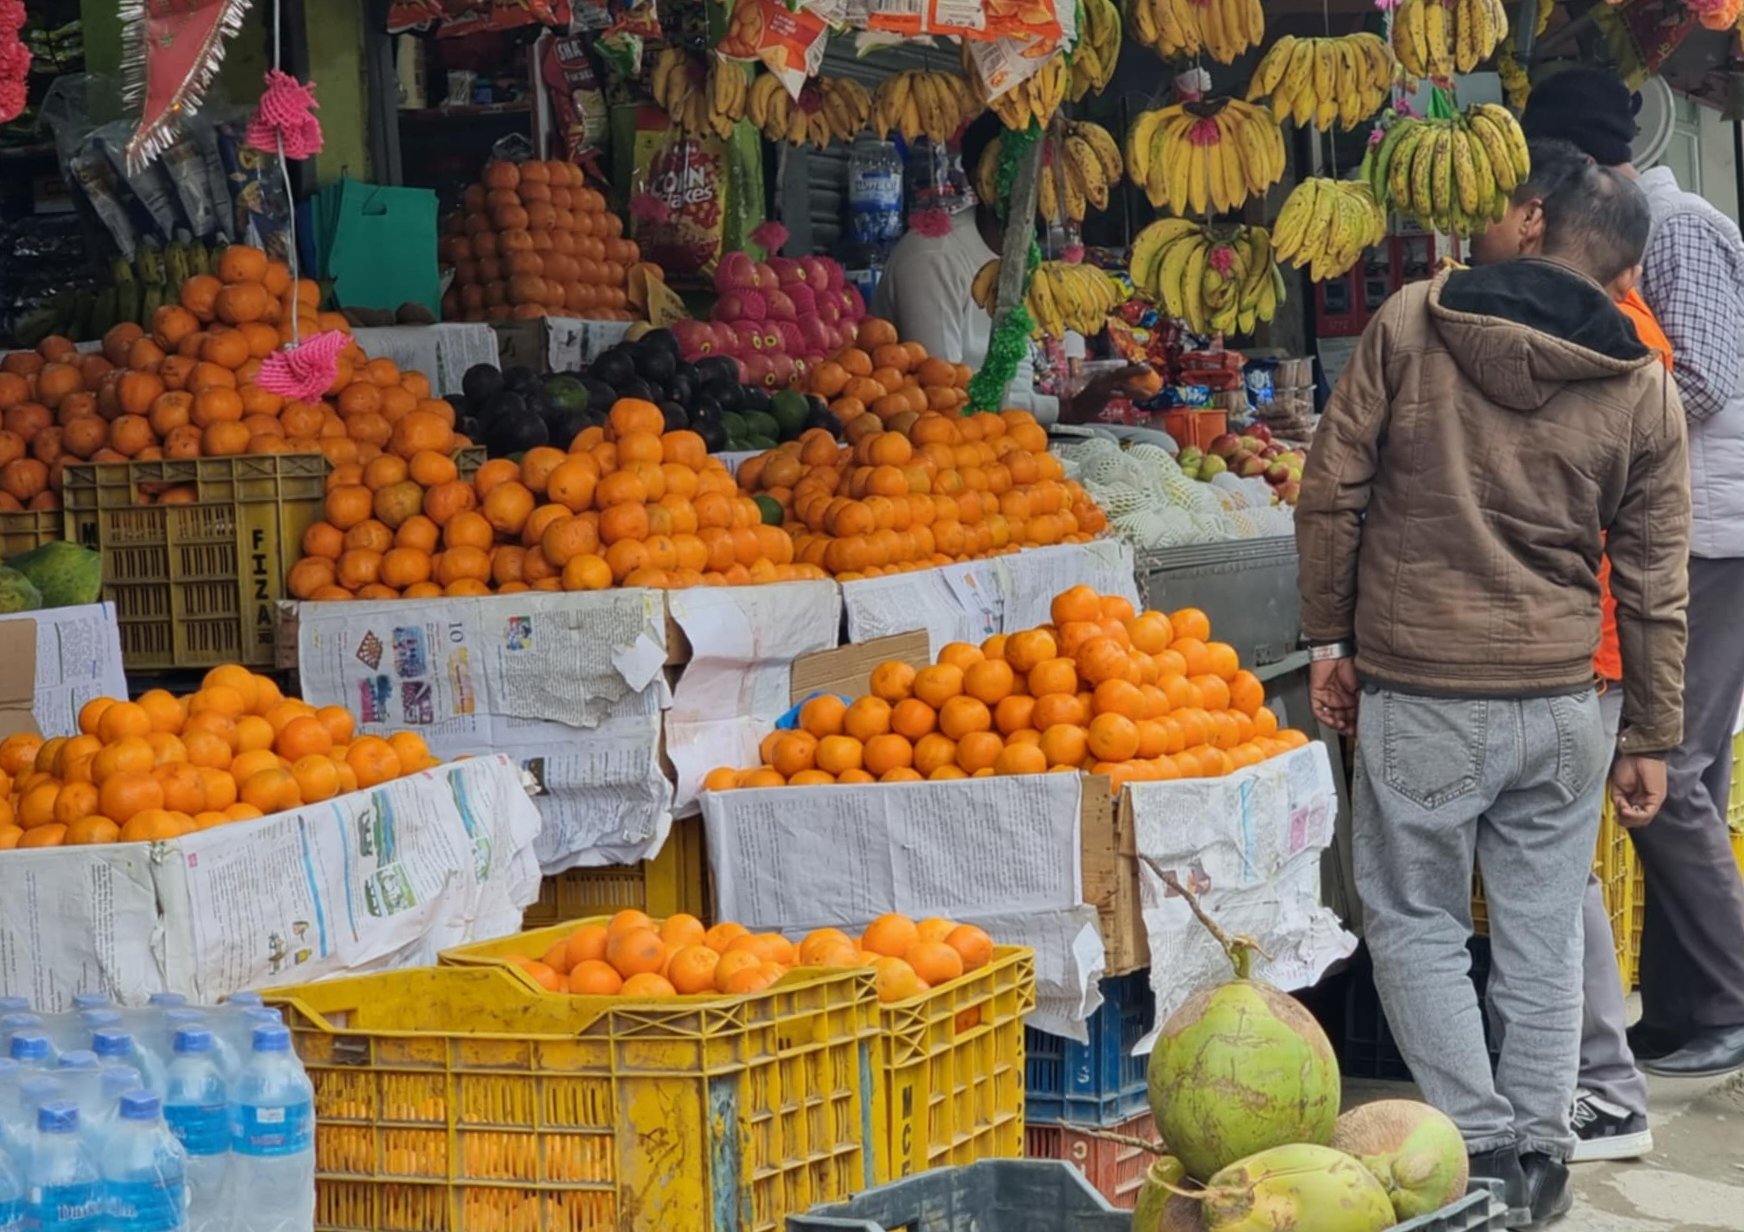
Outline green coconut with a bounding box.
[1331,1099,1469,1221]
[1133,1156,1189,1232]
[1199,1144,1396,1232]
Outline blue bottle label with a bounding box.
[164,1104,228,1156]
[232,1101,313,1157]
[106,1178,186,1232]
[0,1196,21,1232]
[26,1182,101,1232]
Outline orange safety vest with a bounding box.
[1595,290,1674,681]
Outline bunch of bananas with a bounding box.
[1272,179,1389,281]
[1127,99,1285,217]
[975,121,1124,222]
[748,74,871,147]
[871,70,982,144]
[1367,104,1530,235]
[1246,34,1396,130]
[1129,220,1284,335]
[1130,0,1265,65]
[1069,0,1123,101]
[651,48,747,138]
[970,259,1126,337]
[1391,0,1510,80]
[965,51,1069,130]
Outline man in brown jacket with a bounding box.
[1296,159,1689,1229]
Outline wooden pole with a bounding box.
[982,133,1044,409]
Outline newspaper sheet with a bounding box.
[0,757,540,1007]
[544,317,633,371]
[702,773,1105,1030]
[665,581,841,812]
[1,602,128,738]
[1000,540,1140,631]
[293,590,672,872]
[1130,742,1357,1047]
[349,323,500,395]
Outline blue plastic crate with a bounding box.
[1342,938,1497,1083]
[1025,970,1154,1125]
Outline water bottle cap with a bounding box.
[226,991,264,1008]
[8,1034,50,1061]
[165,1009,206,1024]
[71,994,110,1011]
[101,1066,141,1096]
[79,1009,122,1028]
[245,1007,284,1025]
[147,993,188,1009]
[57,1050,99,1071]
[0,996,29,1013]
[118,1092,161,1121]
[251,1024,292,1053]
[173,1028,214,1054]
[36,1102,77,1134]
[91,1030,133,1058]
[0,1013,41,1030]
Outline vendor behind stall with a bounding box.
[871,114,1139,426]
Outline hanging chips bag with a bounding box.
[864,0,1061,45]
[717,0,828,97]
[541,30,609,170]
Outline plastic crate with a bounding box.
[1023,1107,1158,1209]
[871,945,1033,1183]
[0,509,65,557]
[518,815,710,930]
[1733,830,1744,881]
[1730,730,1744,829]
[264,959,878,1232]
[1159,408,1228,451]
[789,1161,1505,1232]
[1024,970,1153,1125]
[61,454,326,669]
[1342,938,1496,1083]
[1473,795,1636,988]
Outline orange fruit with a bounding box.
[911,664,964,708]
[861,913,919,958]
[868,660,917,703]
[565,924,610,968]
[620,972,677,998]
[667,945,721,994]
[659,913,706,949]
[567,960,623,995]
[842,696,892,742]
[946,924,994,971]
[605,927,667,977]
[798,694,849,739]
[873,957,926,1003]
[904,939,965,985]
[97,701,153,743]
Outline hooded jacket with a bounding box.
[1297,260,1691,754]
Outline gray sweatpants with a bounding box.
[1354,687,1608,1160]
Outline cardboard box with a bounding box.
[0,617,37,738]
[789,631,930,704]
[490,317,633,374]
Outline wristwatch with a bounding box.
[1306,641,1354,662]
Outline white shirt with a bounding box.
[870,209,1062,423]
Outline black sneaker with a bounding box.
[1468,1146,1528,1225]
[1518,1152,1573,1228]
[1569,1091,1653,1162]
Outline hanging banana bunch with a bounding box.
[1246,34,1396,130]
[1272,179,1389,281]
[971,259,1127,337]
[1069,0,1123,100]
[963,50,1070,130]
[1127,220,1284,336]
[1366,104,1530,236]
[1126,98,1286,217]
[1130,0,1264,65]
[651,47,747,138]
[1391,0,1510,81]
[870,70,983,144]
[976,121,1124,222]
[748,73,871,147]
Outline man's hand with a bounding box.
[1309,656,1359,735]
[1611,754,1668,828]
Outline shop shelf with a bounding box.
[61,454,327,670]
[264,958,878,1232]
[1024,970,1153,1125]
[517,816,710,930]
[1023,1107,1159,1209]
[0,508,66,557]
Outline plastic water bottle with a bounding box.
[161,1033,225,1231]
[0,1059,23,1163]
[7,1036,55,1074]
[0,1020,48,1065]
[205,997,265,1068]
[51,1056,101,1120]
[120,996,186,1061]
[0,1140,20,1232]
[81,1067,139,1150]
[1,1076,58,1172]
[0,1000,28,1017]
[225,1026,311,1232]
[91,1032,161,1096]
[102,1093,188,1232]
[22,1103,100,1232]
[156,1016,235,1085]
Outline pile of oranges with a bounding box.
[289,397,830,600]
[439,159,642,323]
[804,318,974,426]
[511,908,996,1004]
[0,666,435,850]
[705,585,1312,793]
[0,245,464,511]
[736,408,1108,578]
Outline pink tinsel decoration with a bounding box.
[1062,243,1086,264]
[247,69,324,158]
[751,220,790,252]
[908,208,951,238]
[256,331,348,401]
[0,0,28,126]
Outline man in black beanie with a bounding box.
[1525,66,1744,1084]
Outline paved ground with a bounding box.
[1345,1067,1744,1231]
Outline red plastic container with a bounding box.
[1161,408,1229,451]
[1023,1108,1161,1209]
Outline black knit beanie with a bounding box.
[1520,67,1639,167]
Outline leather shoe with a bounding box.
[1518,1152,1573,1228]
[1638,1023,1744,1078]
[1468,1146,1527,1225]
[1624,1021,1685,1061]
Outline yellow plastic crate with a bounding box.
[0,509,65,556]
[519,816,711,930]
[1473,795,1637,988]
[62,454,326,669]
[871,945,1033,1183]
[1730,730,1744,829]
[265,959,879,1232]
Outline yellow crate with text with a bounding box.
[1472,795,1637,988]
[517,816,710,931]
[265,957,879,1232]
[871,945,1034,1183]
[1730,730,1744,828]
